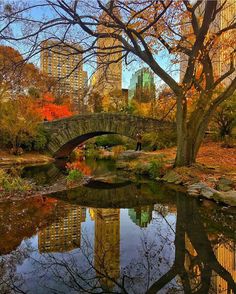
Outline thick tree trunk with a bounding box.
[175,112,210,167]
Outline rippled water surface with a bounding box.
[0,159,235,293]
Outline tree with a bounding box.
[0,96,41,152]
[0,45,46,99]
[108,89,127,112]
[1,0,235,166]
[154,86,177,121]
[87,90,103,113]
[213,92,236,138]
[36,92,73,121]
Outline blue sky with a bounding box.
[2,1,180,90]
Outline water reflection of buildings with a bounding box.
[92,208,120,290]
[128,206,154,227]
[185,235,236,293]
[38,205,86,253]
[213,242,236,294]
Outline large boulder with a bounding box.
[218,191,236,206]
[187,182,220,199]
[187,182,236,206]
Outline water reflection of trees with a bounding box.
[0,195,235,293]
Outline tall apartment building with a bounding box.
[40,40,88,112]
[38,205,86,253]
[180,0,236,85]
[94,6,122,98]
[185,235,236,293]
[94,208,120,290]
[213,241,236,293]
[128,68,156,102]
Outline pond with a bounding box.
[0,158,235,293]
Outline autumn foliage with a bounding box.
[66,160,91,176]
[37,92,73,121]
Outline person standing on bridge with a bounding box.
[135,132,142,151]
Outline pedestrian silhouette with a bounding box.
[135,132,142,151]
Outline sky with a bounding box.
[2,0,180,91]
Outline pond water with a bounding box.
[0,158,235,293]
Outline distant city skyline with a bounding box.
[6,41,177,91]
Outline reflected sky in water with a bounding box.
[0,159,235,293]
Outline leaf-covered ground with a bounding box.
[154,142,236,186]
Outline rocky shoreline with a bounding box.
[1,150,235,207]
[116,151,236,207]
[159,170,236,206]
[0,175,92,202]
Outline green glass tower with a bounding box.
[128,68,156,103]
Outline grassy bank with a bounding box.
[0,150,54,167]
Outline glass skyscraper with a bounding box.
[128,68,156,103]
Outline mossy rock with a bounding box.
[216,177,234,192]
[217,190,236,206]
[162,170,182,184]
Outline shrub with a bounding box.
[134,162,150,175]
[112,145,126,158]
[0,168,31,192]
[148,156,165,178]
[95,134,125,147]
[17,127,48,152]
[66,169,83,183]
[33,127,48,151]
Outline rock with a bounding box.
[216,177,234,192]
[201,187,220,199]
[187,182,220,199]
[188,182,206,193]
[162,170,182,184]
[218,190,236,206]
[187,181,236,206]
[118,150,142,160]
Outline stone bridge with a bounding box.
[43,113,174,158]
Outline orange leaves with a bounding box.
[66,160,91,176]
[36,92,73,121]
[43,92,54,102]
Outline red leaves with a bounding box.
[66,160,91,176]
[37,92,73,121]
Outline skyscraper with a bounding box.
[129,68,156,103]
[95,5,122,98]
[40,40,88,112]
[128,205,154,228]
[38,205,86,253]
[94,208,120,290]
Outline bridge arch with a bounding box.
[43,113,174,158]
